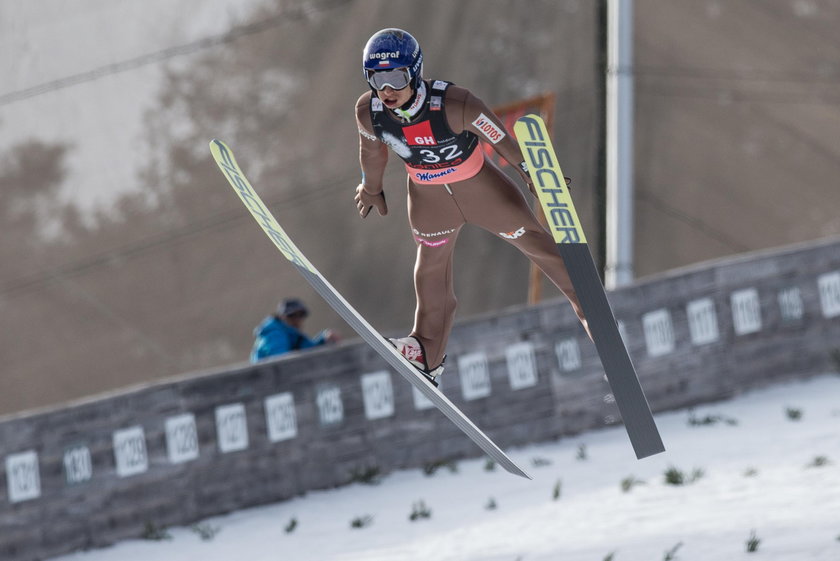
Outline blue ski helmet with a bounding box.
[362,28,423,90]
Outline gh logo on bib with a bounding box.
[403,121,437,146]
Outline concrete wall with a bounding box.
[2,236,840,561]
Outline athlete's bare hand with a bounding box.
[355,184,388,218]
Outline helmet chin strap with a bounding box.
[392,81,426,122]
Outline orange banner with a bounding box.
[484,92,556,169]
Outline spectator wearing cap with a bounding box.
[250,298,338,362]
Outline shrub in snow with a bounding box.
[687,411,738,426]
[409,500,432,521]
[664,466,686,486]
[664,466,704,486]
[141,521,172,541]
[350,515,373,529]
[785,407,803,421]
[532,456,552,467]
[348,465,382,485]
[806,455,831,468]
[621,475,646,493]
[190,523,220,541]
[746,530,761,552]
[423,459,458,476]
[552,479,562,501]
[284,517,297,534]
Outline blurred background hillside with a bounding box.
[1,0,838,415]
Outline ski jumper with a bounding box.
[355,80,589,370]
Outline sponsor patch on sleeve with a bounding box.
[471,113,506,144]
[432,80,448,91]
[371,98,383,112]
[358,127,378,142]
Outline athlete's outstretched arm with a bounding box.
[354,93,389,217]
[446,87,535,192]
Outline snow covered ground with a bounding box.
[53,375,840,561]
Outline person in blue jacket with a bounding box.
[250,298,338,362]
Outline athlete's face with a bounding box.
[376,84,413,109]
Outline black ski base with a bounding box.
[559,244,665,459]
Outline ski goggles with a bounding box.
[366,67,411,91]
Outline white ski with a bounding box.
[209,139,531,479]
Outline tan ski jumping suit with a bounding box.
[355,80,589,371]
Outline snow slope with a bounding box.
[51,375,840,561]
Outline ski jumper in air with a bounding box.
[354,28,590,385]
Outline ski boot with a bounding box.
[388,336,445,387]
